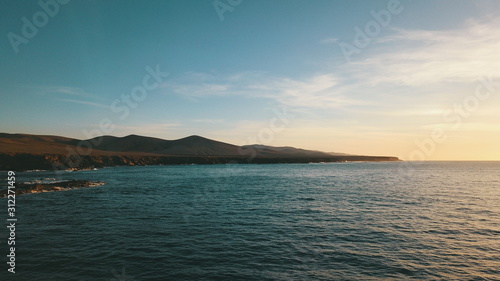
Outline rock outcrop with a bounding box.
[1,179,105,197]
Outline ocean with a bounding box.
[1,162,499,280]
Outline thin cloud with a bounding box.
[192,119,226,124]
[40,86,110,109]
[353,18,500,86]
[421,121,500,132]
[55,98,109,108]
[40,86,106,100]
[162,71,362,109]
[320,37,339,44]
[160,17,500,137]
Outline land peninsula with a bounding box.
[0,133,400,171]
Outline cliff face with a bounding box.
[0,154,172,171]
[0,153,399,171]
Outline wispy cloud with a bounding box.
[320,37,338,44]
[157,17,500,151]
[421,121,500,132]
[162,71,362,109]
[55,98,109,108]
[161,18,500,113]
[161,71,261,98]
[35,85,110,108]
[45,86,88,97]
[40,86,106,100]
[192,119,226,124]
[352,18,500,86]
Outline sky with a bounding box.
[1,0,500,160]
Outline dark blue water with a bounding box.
[1,162,499,280]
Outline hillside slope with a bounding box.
[0,133,400,170]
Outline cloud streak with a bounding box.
[162,71,362,109]
[38,86,110,109]
[353,18,500,86]
[162,18,500,114]
[55,98,109,108]
[40,86,105,100]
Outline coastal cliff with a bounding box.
[0,153,400,171]
[0,133,400,171]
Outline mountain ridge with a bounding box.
[0,133,400,170]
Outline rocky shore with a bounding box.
[0,153,400,171]
[0,133,400,171]
[1,180,105,197]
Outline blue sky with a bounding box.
[1,0,500,160]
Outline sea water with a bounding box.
[1,162,499,280]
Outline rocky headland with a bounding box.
[0,133,400,171]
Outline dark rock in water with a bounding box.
[1,180,105,197]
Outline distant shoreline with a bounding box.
[0,133,400,171]
[0,153,400,172]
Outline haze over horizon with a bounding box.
[1,0,500,161]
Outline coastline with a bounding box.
[0,153,401,172]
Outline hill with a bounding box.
[0,133,400,170]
